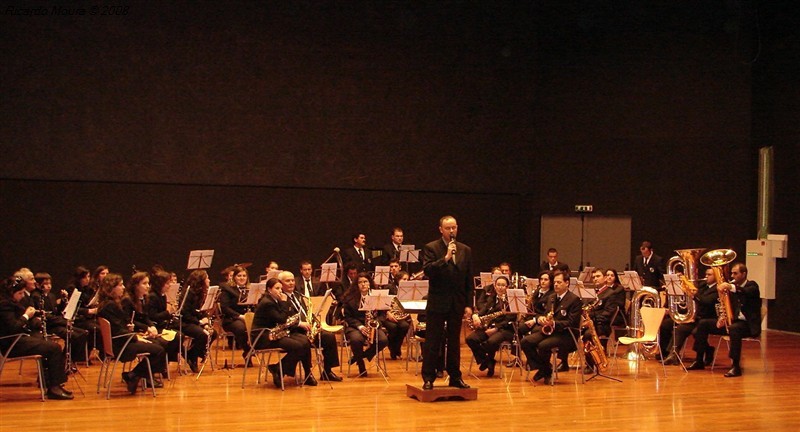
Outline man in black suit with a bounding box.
[633,241,665,289]
[519,270,582,385]
[296,261,321,297]
[278,271,340,383]
[381,227,405,266]
[540,248,570,272]
[342,232,372,272]
[688,263,761,377]
[420,215,473,390]
[663,268,718,366]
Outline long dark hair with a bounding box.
[98,273,124,309]
[183,269,208,307]
[126,272,149,313]
[342,272,373,304]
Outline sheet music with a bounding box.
[201,285,220,311]
[360,293,393,311]
[620,271,643,291]
[579,285,598,300]
[578,267,596,283]
[479,272,493,288]
[187,249,215,269]
[397,280,428,300]
[245,282,266,305]
[63,289,82,320]
[320,263,338,282]
[664,274,683,296]
[506,288,527,313]
[165,282,180,305]
[525,278,539,293]
[400,249,420,263]
[373,265,390,286]
[568,277,583,296]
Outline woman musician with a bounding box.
[342,273,389,377]
[97,273,166,394]
[465,275,514,377]
[518,270,556,337]
[122,272,179,385]
[252,278,315,388]
[179,270,215,373]
[587,269,626,345]
[218,265,252,366]
[65,266,103,362]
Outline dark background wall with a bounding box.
[2,1,797,331]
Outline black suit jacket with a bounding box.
[540,261,570,273]
[295,277,322,297]
[342,245,372,272]
[381,242,402,265]
[733,280,761,337]
[591,284,626,327]
[422,238,474,314]
[633,253,665,288]
[544,291,583,334]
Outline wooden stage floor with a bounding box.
[2,330,799,432]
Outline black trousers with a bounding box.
[466,328,514,365]
[255,333,312,376]
[520,330,577,373]
[5,334,67,387]
[692,318,755,366]
[114,337,166,378]
[382,317,410,357]
[310,331,340,371]
[222,318,251,356]
[421,308,464,383]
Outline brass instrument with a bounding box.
[666,248,705,324]
[389,297,410,321]
[628,286,661,356]
[363,309,380,349]
[467,309,508,331]
[541,304,555,335]
[581,302,609,371]
[304,296,322,343]
[700,249,737,331]
[410,270,425,280]
[517,289,535,323]
[268,313,301,341]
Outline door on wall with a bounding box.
[540,215,632,272]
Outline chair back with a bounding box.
[97,317,116,359]
[639,307,666,342]
[243,312,255,345]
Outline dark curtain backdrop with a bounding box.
[2,1,797,331]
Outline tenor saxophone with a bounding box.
[581,303,609,371]
[269,313,301,341]
[363,309,379,349]
[305,296,321,343]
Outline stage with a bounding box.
[2,330,799,431]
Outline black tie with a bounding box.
[305,279,312,296]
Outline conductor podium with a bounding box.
[406,384,478,402]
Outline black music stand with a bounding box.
[62,289,86,395]
[358,294,390,382]
[503,289,527,384]
[195,285,220,379]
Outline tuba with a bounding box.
[700,249,737,331]
[665,248,705,324]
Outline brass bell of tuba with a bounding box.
[700,249,737,331]
[665,248,705,324]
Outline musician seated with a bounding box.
[465,275,514,377]
[342,273,389,377]
[519,271,582,385]
[663,268,718,366]
[65,266,103,362]
[518,270,555,337]
[252,278,316,387]
[30,271,89,367]
[219,265,253,366]
[123,272,179,386]
[278,271,341,382]
[589,269,626,346]
[475,267,502,312]
[97,273,166,394]
[381,266,411,360]
[687,263,760,377]
[1,276,73,400]
[146,270,182,363]
[180,270,216,373]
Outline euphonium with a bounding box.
[666,248,705,324]
[628,286,661,355]
[700,249,737,331]
[389,296,410,321]
[581,302,609,371]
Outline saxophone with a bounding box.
[581,303,609,371]
[467,310,508,330]
[541,303,555,335]
[304,296,321,343]
[268,313,300,341]
[363,309,380,349]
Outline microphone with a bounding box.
[450,233,457,255]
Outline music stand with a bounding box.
[373,266,390,286]
[619,271,643,291]
[187,249,215,270]
[578,267,596,284]
[359,295,391,382]
[195,285,220,379]
[62,289,86,394]
[663,274,689,372]
[503,288,527,383]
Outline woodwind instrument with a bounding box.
[581,301,609,371]
[304,296,321,343]
[269,313,300,341]
[363,309,379,350]
[541,303,555,335]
